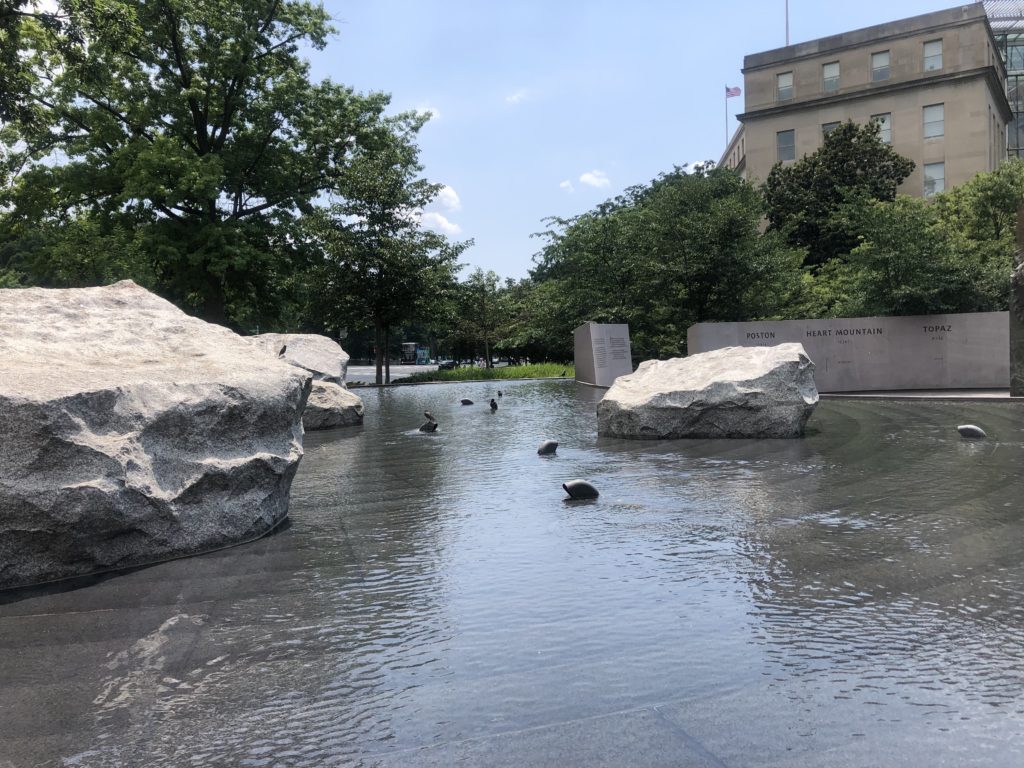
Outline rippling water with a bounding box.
[3,381,1024,766]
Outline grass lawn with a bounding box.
[397,363,574,384]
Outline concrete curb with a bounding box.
[821,390,1018,402]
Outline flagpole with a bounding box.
[786,0,790,45]
[725,84,728,147]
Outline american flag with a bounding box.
[725,86,741,98]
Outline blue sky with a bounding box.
[312,1,969,280]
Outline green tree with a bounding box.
[0,212,154,288]
[838,196,962,316]
[639,165,803,333]
[306,113,467,385]
[489,277,569,363]
[1,0,394,327]
[831,161,1024,317]
[936,157,1024,243]
[532,191,666,359]
[532,164,803,359]
[763,121,914,268]
[455,268,506,367]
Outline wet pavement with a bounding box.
[3,380,1024,766]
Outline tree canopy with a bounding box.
[791,159,1024,319]
[1,0,398,327]
[529,164,803,359]
[305,111,467,383]
[763,121,915,268]
[4,4,1024,367]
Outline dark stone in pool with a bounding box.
[538,440,558,455]
[563,479,598,499]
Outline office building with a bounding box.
[721,4,1011,197]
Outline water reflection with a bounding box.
[733,401,1024,718]
[2,383,1024,766]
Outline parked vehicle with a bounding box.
[401,342,431,364]
[438,359,458,370]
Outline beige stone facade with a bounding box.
[721,5,1012,196]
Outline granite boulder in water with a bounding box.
[597,343,818,439]
[247,332,350,384]
[248,333,363,430]
[0,281,311,589]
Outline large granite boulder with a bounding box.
[0,281,311,590]
[247,332,349,384]
[247,333,363,430]
[597,343,818,439]
[303,381,365,429]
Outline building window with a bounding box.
[872,50,890,81]
[924,39,943,71]
[1009,42,1024,72]
[923,103,944,138]
[777,129,795,162]
[823,62,840,93]
[822,121,840,136]
[1010,76,1024,112]
[872,113,892,144]
[924,162,945,196]
[776,72,793,102]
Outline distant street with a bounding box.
[347,364,438,384]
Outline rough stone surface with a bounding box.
[247,332,350,384]
[0,280,311,590]
[248,333,363,430]
[302,381,365,430]
[597,343,818,439]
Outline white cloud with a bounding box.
[505,89,529,105]
[559,179,575,193]
[579,170,611,189]
[416,104,442,121]
[420,211,462,235]
[682,160,711,174]
[436,185,461,211]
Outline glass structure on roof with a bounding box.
[987,1,1024,157]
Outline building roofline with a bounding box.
[718,124,746,168]
[743,5,989,72]
[737,66,1013,123]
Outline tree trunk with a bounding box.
[385,326,391,384]
[200,277,231,328]
[484,339,491,368]
[374,323,384,386]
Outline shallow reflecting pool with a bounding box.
[3,380,1024,767]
